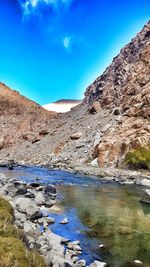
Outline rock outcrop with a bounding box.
[84,21,150,167]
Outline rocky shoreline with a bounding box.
[0,171,107,267]
[1,158,150,186]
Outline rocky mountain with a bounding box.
[43,99,81,113]
[0,82,56,153]
[0,21,149,171]
[84,21,150,167]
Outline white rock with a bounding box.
[91,158,99,167]
[90,260,106,267]
[60,218,69,224]
[99,244,104,248]
[141,179,150,187]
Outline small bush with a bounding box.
[125,146,150,170]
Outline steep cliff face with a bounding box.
[0,83,56,151]
[84,21,150,167]
[84,22,150,114]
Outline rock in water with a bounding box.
[60,218,69,224]
[45,185,57,196]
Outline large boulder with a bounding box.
[15,197,41,219]
[89,101,102,114]
[44,230,66,267]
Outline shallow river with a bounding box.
[1,166,150,267]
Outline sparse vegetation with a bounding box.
[125,146,150,170]
[0,197,47,267]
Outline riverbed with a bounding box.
[0,166,150,267]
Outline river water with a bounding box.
[0,166,150,267]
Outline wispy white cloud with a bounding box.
[62,35,85,51]
[18,0,73,17]
[18,0,76,50]
[63,36,71,50]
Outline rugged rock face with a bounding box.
[0,21,149,169]
[84,21,150,167]
[0,82,56,152]
[84,22,150,111]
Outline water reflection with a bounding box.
[59,185,150,267]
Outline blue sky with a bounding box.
[0,0,150,104]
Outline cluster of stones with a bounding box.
[0,172,106,267]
